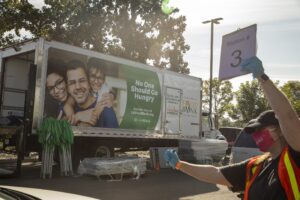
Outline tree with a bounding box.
[202,78,234,128]
[0,0,190,73]
[232,80,270,125]
[280,81,300,116]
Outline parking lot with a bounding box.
[1,159,240,200]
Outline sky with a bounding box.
[170,0,300,90]
[29,0,300,90]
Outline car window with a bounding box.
[233,130,258,148]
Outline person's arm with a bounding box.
[164,149,232,187]
[100,92,114,108]
[91,93,113,122]
[63,97,77,125]
[92,100,105,120]
[241,57,300,152]
[75,108,97,126]
[177,161,233,186]
[258,77,300,151]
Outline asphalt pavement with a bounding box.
[1,160,240,200]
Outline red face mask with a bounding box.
[251,129,275,152]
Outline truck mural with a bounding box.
[45,49,162,130]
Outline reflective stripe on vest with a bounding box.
[244,154,269,200]
[244,148,300,200]
[278,147,300,200]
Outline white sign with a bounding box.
[219,24,257,80]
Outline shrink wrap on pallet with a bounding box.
[78,156,147,180]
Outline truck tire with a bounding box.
[95,145,114,158]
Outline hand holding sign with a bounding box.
[241,56,264,78]
[219,24,257,80]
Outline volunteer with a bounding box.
[164,57,300,200]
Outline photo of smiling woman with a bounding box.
[45,60,76,122]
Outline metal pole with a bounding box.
[202,17,223,116]
[209,21,214,116]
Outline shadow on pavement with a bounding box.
[1,162,222,200]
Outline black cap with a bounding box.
[244,110,279,134]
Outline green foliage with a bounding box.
[232,80,270,125]
[202,78,234,128]
[219,116,243,128]
[280,81,300,116]
[0,0,190,73]
[161,0,178,15]
[203,79,300,128]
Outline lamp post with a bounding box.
[202,17,223,116]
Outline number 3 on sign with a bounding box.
[219,24,257,80]
[230,49,242,68]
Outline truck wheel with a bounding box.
[95,146,114,158]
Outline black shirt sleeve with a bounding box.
[220,160,249,192]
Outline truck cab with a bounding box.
[201,112,224,140]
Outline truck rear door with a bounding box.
[164,87,182,134]
[0,54,36,131]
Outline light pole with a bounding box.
[202,17,223,116]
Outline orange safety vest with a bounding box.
[244,147,300,200]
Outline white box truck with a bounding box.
[0,38,227,167]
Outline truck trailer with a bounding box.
[0,38,227,168]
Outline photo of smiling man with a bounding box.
[65,60,119,128]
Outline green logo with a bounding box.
[119,66,161,130]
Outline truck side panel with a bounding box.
[163,72,201,138]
